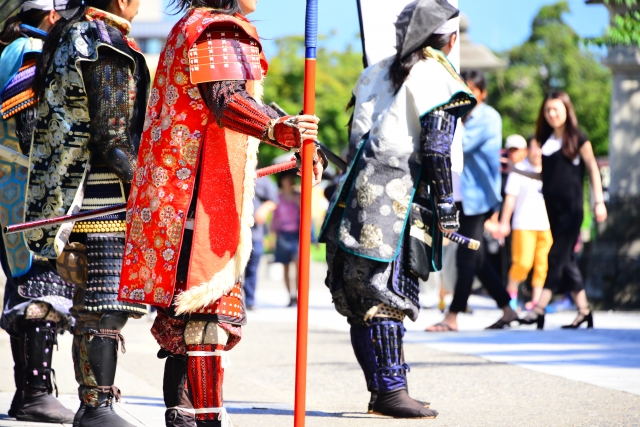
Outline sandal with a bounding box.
[485,317,517,330]
[425,322,457,332]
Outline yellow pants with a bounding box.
[509,229,553,288]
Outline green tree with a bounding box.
[487,1,612,155]
[586,0,640,48]
[260,35,362,166]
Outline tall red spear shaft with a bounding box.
[294,1,317,426]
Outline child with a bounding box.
[498,135,553,309]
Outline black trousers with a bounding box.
[543,203,584,294]
[449,204,511,313]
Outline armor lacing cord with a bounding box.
[186,350,231,368]
[95,385,122,402]
[94,329,126,354]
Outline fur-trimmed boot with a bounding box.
[14,320,75,423]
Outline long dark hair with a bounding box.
[168,0,239,15]
[534,91,581,160]
[389,32,455,94]
[0,9,50,52]
[34,0,114,98]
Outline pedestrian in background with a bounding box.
[498,135,553,310]
[243,176,279,310]
[519,91,607,329]
[427,69,517,332]
[272,171,301,307]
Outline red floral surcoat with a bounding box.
[119,9,267,314]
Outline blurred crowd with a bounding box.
[243,68,608,333]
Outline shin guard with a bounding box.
[371,318,407,393]
[349,325,379,392]
[185,321,231,426]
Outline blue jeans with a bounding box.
[243,240,263,307]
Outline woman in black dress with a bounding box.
[520,91,607,329]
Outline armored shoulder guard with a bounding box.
[188,23,262,84]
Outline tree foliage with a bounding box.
[487,1,612,155]
[586,0,640,48]
[260,35,362,166]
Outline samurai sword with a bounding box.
[4,159,299,235]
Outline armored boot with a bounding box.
[369,318,438,419]
[350,324,379,413]
[73,312,135,427]
[8,336,24,417]
[161,351,196,427]
[185,321,233,427]
[14,319,75,423]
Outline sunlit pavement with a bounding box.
[0,259,639,426]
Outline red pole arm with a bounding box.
[294,0,318,424]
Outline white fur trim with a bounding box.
[174,78,265,315]
[174,136,259,315]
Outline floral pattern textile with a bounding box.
[119,9,267,314]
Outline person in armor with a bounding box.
[26,0,150,424]
[117,0,324,425]
[319,0,476,419]
[0,1,76,423]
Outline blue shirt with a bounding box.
[460,103,503,216]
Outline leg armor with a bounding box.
[163,352,196,427]
[12,305,74,423]
[421,109,458,231]
[184,321,233,427]
[72,311,135,427]
[370,318,407,393]
[368,316,438,418]
[84,234,146,314]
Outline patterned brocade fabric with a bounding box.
[25,11,148,258]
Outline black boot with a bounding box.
[75,313,135,427]
[372,388,438,418]
[14,320,75,423]
[72,402,85,427]
[8,336,24,418]
[369,318,437,419]
[161,351,196,427]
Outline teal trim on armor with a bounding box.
[335,159,425,264]
[318,134,369,241]
[418,90,476,122]
[429,191,444,273]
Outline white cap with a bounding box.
[21,0,58,12]
[434,16,460,35]
[505,134,528,150]
[434,0,459,35]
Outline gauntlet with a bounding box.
[421,110,458,231]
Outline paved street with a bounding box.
[0,258,639,426]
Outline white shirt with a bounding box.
[504,159,550,231]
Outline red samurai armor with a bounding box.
[119,9,271,315]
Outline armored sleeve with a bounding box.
[199,80,304,150]
[420,109,458,231]
[81,52,138,183]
